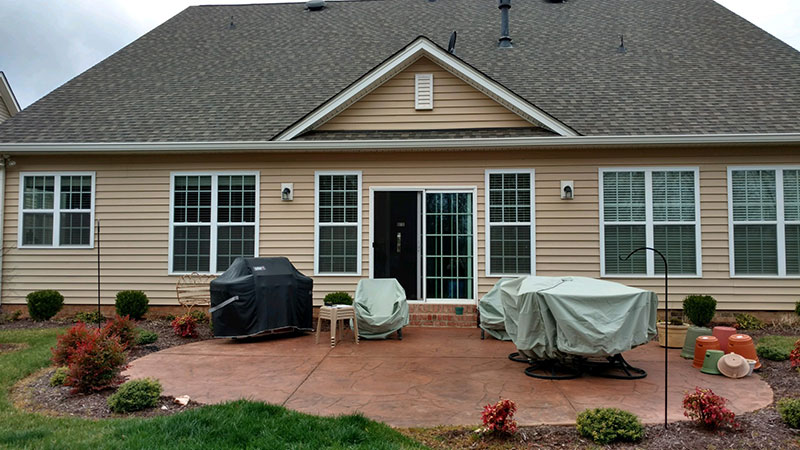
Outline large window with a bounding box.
[600,168,700,276]
[19,172,95,248]
[170,173,258,274]
[729,167,800,276]
[485,170,534,276]
[315,171,361,275]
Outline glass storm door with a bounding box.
[424,192,474,300]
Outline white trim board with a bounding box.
[274,37,577,140]
[0,72,20,117]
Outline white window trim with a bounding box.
[727,165,800,278]
[484,169,535,277]
[168,171,260,275]
[18,171,96,249]
[599,167,702,278]
[314,170,363,276]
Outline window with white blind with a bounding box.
[315,171,361,275]
[169,173,258,274]
[485,169,534,276]
[600,168,700,276]
[18,172,95,248]
[728,167,800,277]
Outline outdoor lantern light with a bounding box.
[560,180,574,200]
[281,183,293,201]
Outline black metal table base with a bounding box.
[509,352,647,380]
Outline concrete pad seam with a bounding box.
[282,346,333,407]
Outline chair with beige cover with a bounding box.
[354,278,409,340]
[176,272,216,311]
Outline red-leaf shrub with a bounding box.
[65,332,127,393]
[683,387,739,430]
[171,314,198,338]
[52,322,94,366]
[790,339,800,369]
[103,315,136,349]
[480,398,518,434]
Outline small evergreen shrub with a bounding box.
[115,290,149,320]
[683,387,738,430]
[682,295,716,328]
[189,310,209,323]
[480,399,518,435]
[73,311,105,324]
[103,315,137,349]
[65,332,127,393]
[135,329,158,346]
[576,408,643,445]
[756,335,799,361]
[171,314,198,338]
[26,290,64,321]
[0,310,22,324]
[778,398,800,429]
[107,378,163,413]
[323,292,353,306]
[163,314,176,321]
[52,322,94,366]
[735,313,765,330]
[49,367,69,387]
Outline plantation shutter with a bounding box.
[488,172,532,275]
[783,170,800,274]
[652,171,696,275]
[731,170,778,275]
[603,171,646,274]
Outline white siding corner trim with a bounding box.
[314,170,363,277]
[484,169,536,277]
[414,73,434,110]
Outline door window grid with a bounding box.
[20,173,94,247]
[487,171,532,275]
[425,192,473,299]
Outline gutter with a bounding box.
[0,133,799,155]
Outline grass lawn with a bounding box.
[0,328,426,449]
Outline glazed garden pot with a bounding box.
[656,322,690,348]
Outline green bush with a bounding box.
[795,300,800,317]
[135,329,158,346]
[323,292,353,306]
[576,408,644,445]
[683,295,717,328]
[735,313,765,330]
[26,290,65,321]
[777,398,800,429]
[115,290,150,320]
[107,378,163,413]
[49,367,69,387]
[189,310,209,323]
[73,311,105,324]
[756,335,799,361]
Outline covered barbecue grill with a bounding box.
[210,257,313,338]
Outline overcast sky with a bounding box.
[1,0,798,109]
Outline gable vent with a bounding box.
[415,73,434,110]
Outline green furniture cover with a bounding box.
[479,278,515,340]
[501,276,658,360]
[354,278,409,339]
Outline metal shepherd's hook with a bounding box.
[621,247,669,430]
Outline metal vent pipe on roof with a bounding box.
[306,0,325,11]
[498,0,513,48]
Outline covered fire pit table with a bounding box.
[500,276,658,380]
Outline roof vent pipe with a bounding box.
[306,0,325,11]
[498,0,513,48]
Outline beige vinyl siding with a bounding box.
[2,146,800,311]
[317,57,534,131]
[0,100,11,123]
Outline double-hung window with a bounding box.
[485,169,534,276]
[600,168,700,276]
[170,173,258,274]
[19,172,95,248]
[729,167,800,276]
[315,171,361,275]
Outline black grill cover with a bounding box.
[210,257,313,338]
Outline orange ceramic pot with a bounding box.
[712,326,737,353]
[728,334,761,370]
[692,335,721,369]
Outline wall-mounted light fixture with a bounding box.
[0,155,16,167]
[560,180,574,200]
[281,183,293,201]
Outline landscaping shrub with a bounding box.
[682,295,716,327]
[796,300,800,317]
[135,329,158,346]
[777,398,800,429]
[52,322,94,366]
[73,311,105,324]
[735,313,765,330]
[575,408,643,444]
[480,398,518,435]
[756,335,798,361]
[103,315,137,349]
[26,290,64,321]
[49,367,69,387]
[189,310,209,323]
[323,292,353,306]
[0,310,22,324]
[65,332,127,393]
[790,339,800,369]
[107,378,163,413]
[171,314,198,338]
[683,387,738,430]
[115,290,149,320]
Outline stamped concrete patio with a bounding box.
[124,327,772,427]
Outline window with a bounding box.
[315,171,361,275]
[170,173,258,274]
[600,168,700,276]
[485,170,534,276]
[19,173,95,248]
[729,167,800,276]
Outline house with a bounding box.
[0,0,798,325]
[0,72,20,124]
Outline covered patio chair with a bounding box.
[354,278,409,340]
[479,278,514,340]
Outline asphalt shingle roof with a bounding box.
[1,0,799,143]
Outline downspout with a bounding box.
[0,159,6,307]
